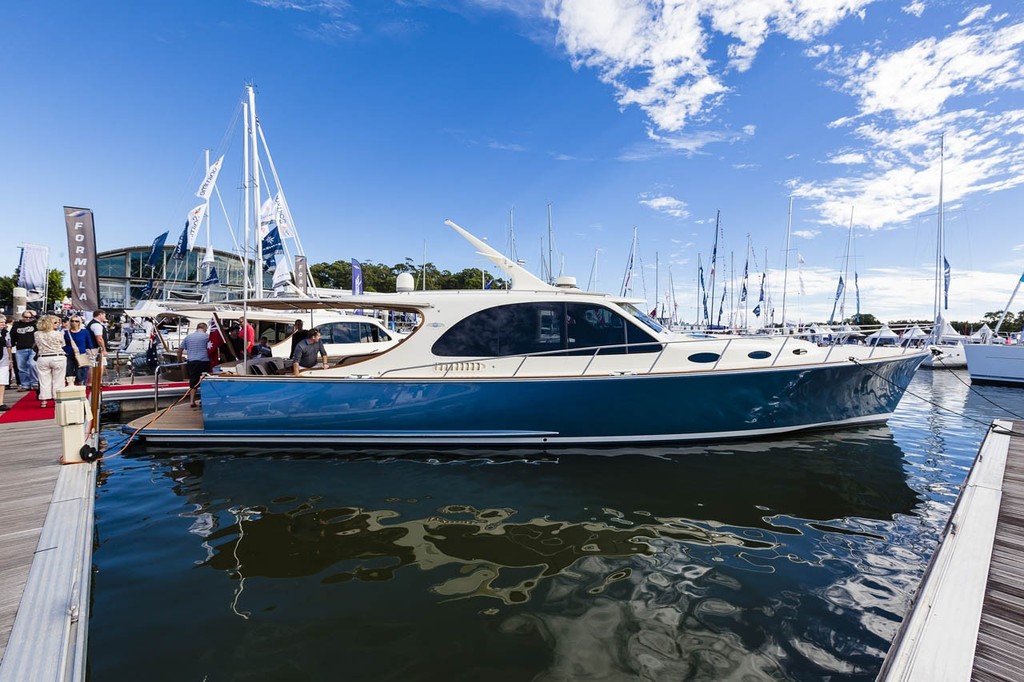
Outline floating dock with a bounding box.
[878,418,1024,681]
[0,394,94,682]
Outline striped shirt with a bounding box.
[180,330,210,362]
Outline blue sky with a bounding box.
[3,0,1024,325]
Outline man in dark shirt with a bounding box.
[292,328,328,375]
[10,310,38,390]
[289,319,310,357]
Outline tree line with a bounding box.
[309,258,507,293]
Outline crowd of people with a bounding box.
[0,308,109,411]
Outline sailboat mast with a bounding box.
[248,85,262,299]
[547,203,554,285]
[934,134,946,336]
[841,206,854,322]
[242,100,250,307]
[781,197,792,329]
[655,251,659,318]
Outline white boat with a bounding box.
[126,220,930,447]
[964,271,1024,385]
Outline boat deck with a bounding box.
[879,419,1024,681]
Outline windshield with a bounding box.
[620,303,665,334]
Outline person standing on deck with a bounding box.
[0,317,10,411]
[292,328,328,375]
[64,316,97,386]
[10,309,38,391]
[86,310,109,385]
[177,322,210,408]
[289,319,309,357]
[34,315,68,409]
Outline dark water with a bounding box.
[87,371,1024,681]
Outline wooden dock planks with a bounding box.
[0,391,95,682]
[972,427,1024,681]
[0,401,63,663]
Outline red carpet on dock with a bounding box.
[0,392,53,424]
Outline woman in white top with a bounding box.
[34,315,68,408]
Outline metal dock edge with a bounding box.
[878,418,1017,681]
[0,462,96,682]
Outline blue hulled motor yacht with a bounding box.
[192,221,928,446]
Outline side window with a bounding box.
[432,302,660,357]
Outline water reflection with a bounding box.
[97,426,921,679]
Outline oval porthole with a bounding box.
[688,352,720,363]
[792,348,808,355]
[748,350,771,360]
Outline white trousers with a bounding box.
[36,355,67,401]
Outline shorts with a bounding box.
[187,360,211,389]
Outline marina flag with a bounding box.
[753,302,761,318]
[17,244,49,300]
[186,203,207,250]
[943,258,951,309]
[63,207,100,310]
[202,267,219,287]
[352,259,364,295]
[855,272,861,322]
[827,274,843,323]
[274,193,294,238]
[261,226,283,263]
[171,220,189,261]
[195,155,224,201]
[139,279,154,299]
[272,256,291,288]
[717,289,726,327]
[146,231,168,269]
[259,196,276,238]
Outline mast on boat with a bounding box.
[932,134,947,342]
[781,197,792,329]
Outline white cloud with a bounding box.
[793,18,1024,231]
[489,140,527,152]
[827,152,867,164]
[639,193,690,219]
[250,0,358,41]
[959,5,991,26]
[544,0,874,133]
[902,2,925,18]
[792,230,820,239]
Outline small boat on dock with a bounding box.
[123,220,929,448]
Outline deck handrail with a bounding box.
[154,361,186,411]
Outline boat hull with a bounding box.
[964,343,1024,386]
[196,354,926,445]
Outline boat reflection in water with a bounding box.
[102,426,925,680]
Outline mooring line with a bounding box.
[847,357,1024,437]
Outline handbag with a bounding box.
[75,352,93,368]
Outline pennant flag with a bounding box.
[202,267,220,287]
[855,272,861,322]
[352,259,364,295]
[758,273,765,302]
[753,303,761,318]
[717,289,726,327]
[171,220,189,261]
[264,254,276,270]
[17,244,48,296]
[828,276,845,325]
[943,258,951,310]
[261,226,283,260]
[139,279,154,299]
[273,257,291,288]
[740,282,747,302]
[186,203,207,250]
[274,193,294,238]
[259,196,276,238]
[195,155,224,201]
[146,231,169,269]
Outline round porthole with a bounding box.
[688,352,720,363]
[792,348,808,355]
[748,350,771,360]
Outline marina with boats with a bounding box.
[6,27,1024,678]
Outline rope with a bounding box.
[848,357,1024,437]
[96,375,205,461]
